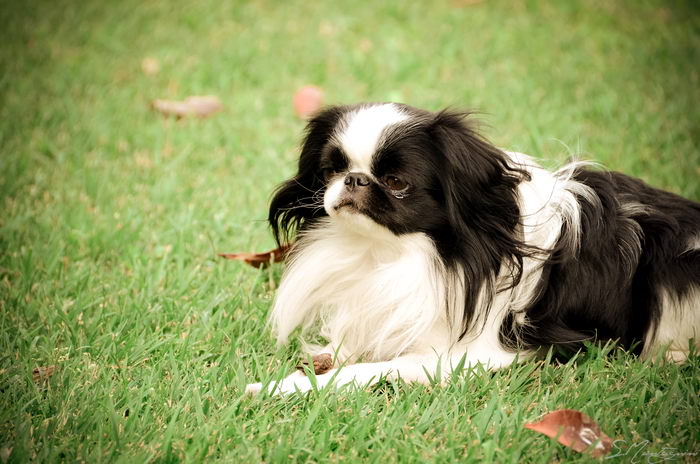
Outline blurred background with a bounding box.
[2,2,698,256]
[0,0,700,252]
[1,0,699,461]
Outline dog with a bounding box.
[245,103,700,395]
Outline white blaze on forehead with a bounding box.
[336,104,409,173]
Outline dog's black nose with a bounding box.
[344,172,371,189]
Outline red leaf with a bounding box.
[524,409,613,457]
[218,245,290,269]
[293,85,324,120]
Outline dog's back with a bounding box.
[513,168,700,360]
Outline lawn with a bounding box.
[1,0,699,462]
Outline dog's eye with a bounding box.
[322,168,338,181]
[383,175,408,191]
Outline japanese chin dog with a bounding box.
[245,103,700,395]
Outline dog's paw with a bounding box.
[245,371,320,396]
[245,382,264,395]
[275,376,314,394]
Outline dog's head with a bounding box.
[270,103,526,257]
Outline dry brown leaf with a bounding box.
[524,409,613,457]
[218,245,289,269]
[151,96,222,119]
[141,57,160,75]
[318,21,335,37]
[451,0,485,7]
[297,353,333,375]
[32,365,57,383]
[358,38,373,53]
[0,447,12,464]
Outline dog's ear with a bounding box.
[269,106,345,245]
[430,110,525,241]
[430,110,530,339]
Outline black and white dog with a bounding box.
[246,103,700,394]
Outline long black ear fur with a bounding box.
[430,111,531,339]
[269,106,346,246]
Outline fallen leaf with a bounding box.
[141,57,160,75]
[451,0,485,6]
[32,365,57,383]
[218,245,289,269]
[0,447,12,464]
[318,21,335,37]
[297,353,333,375]
[293,85,324,119]
[358,38,373,53]
[151,96,222,119]
[524,409,613,457]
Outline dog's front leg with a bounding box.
[246,353,447,395]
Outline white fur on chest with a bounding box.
[269,218,453,362]
[270,154,599,365]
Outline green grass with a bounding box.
[1,0,699,462]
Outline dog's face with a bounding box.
[319,104,446,236]
[270,103,526,259]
